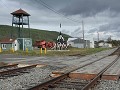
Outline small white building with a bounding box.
[0,38,19,51]
[67,38,90,48]
[98,42,112,48]
[90,40,95,48]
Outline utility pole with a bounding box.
[97,32,99,42]
[82,20,85,48]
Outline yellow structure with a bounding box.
[26,48,28,53]
[40,48,42,54]
[44,48,47,54]
[40,48,47,54]
[0,47,2,53]
[11,48,14,53]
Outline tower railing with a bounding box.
[12,19,28,25]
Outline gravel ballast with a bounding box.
[0,65,59,90]
[0,48,118,90]
[71,55,117,74]
[94,80,120,90]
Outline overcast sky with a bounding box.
[0,0,120,41]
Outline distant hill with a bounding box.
[0,25,71,43]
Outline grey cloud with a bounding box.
[59,0,120,17]
[70,27,83,37]
[10,0,65,10]
[99,23,120,33]
[61,29,70,35]
[88,28,98,33]
[9,0,45,10]
[116,32,120,38]
[88,21,120,34]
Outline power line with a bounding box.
[1,0,82,24]
[35,0,81,24]
[0,0,83,29]
[0,0,10,10]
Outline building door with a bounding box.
[14,44,17,51]
[2,44,6,49]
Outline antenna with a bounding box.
[60,23,61,28]
[82,20,85,48]
[97,32,99,42]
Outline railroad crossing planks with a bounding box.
[102,58,120,80]
[69,55,118,80]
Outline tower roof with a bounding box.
[11,8,30,16]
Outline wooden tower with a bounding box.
[11,9,30,38]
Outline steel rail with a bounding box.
[28,48,119,90]
[28,55,114,89]
[110,47,120,55]
[0,64,18,69]
[82,55,120,90]
[0,64,37,76]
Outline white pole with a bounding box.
[82,21,85,48]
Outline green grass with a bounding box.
[0,48,111,56]
[0,25,70,43]
[42,48,110,56]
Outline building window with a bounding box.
[2,44,6,49]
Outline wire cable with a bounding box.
[35,0,81,24]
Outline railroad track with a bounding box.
[28,47,120,90]
[0,64,37,79]
[0,64,18,72]
[0,64,18,69]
